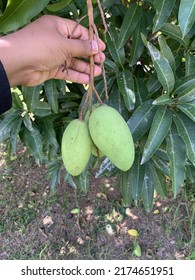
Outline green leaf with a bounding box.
[152,155,170,176]
[40,120,58,150]
[178,103,195,123]
[147,72,162,94]
[134,78,149,107]
[23,113,33,131]
[152,94,173,105]
[0,110,21,142]
[0,0,50,32]
[173,112,195,165]
[104,58,119,73]
[9,117,22,154]
[178,0,195,37]
[174,75,195,94]
[160,23,189,48]
[20,126,43,163]
[11,90,23,109]
[116,70,135,111]
[95,157,118,178]
[145,39,175,93]
[33,101,51,117]
[109,82,130,120]
[152,167,167,198]
[166,125,186,197]
[44,80,59,113]
[141,161,154,212]
[121,171,133,207]
[118,4,143,49]
[50,165,61,193]
[130,14,148,66]
[158,35,176,71]
[185,52,195,76]
[141,107,172,164]
[186,164,195,183]
[127,150,145,206]
[46,0,73,12]
[127,100,157,142]
[22,85,41,112]
[176,83,195,103]
[107,25,125,68]
[153,0,176,32]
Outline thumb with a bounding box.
[65,39,99,58]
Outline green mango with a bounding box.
[89,105,135,171]
[61,119,92,176]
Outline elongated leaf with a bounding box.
[178,0,195,37]
[20,126,43,163]
[178,103,195,122]
[33,101,51,117]
[50,165,61,193]
[174,112,195,165]
[141,107,172,164]
[121,171,133,207]
[107,27,125,68]
[12,90,23,109]
[158,35,176,71]
[144,39,175,93]
[153,0,176,32]
[147,72,162,94]
[166,125,186,197]
[142,161,154,212]
[152,155,170,176]
[44,80,59,113]
[23,113,33,131]
[95,157,118,178]
[127,150,145,206]
[109,82,129,120]
[127,100,157,142]
[0,110,21,142]
[40,120,58,150]
[0,0,50,32]
[46,0,72,12]
[186,164,195,183]
[118,4,143,49]
[174,75,195,94]
[130,14,148,66]
[152,94,173,105]
[152,167,167,198]
[160,23,189,48]
[176,83,195,103]
[116,70,135,111]
[22,85,41,112]
[134,78,149,107]
[10,117,23,154]
[185,53,195,76]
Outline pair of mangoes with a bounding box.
[61,104,135,176]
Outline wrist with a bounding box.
[0,35,28,86]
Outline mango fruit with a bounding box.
[61,119,92,176]
[88,105,135,171]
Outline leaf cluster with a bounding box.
[0,0,195,211]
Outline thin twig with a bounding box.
[97,0,108,34]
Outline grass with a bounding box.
[0,144,194,260]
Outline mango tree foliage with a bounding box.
[0,0,195,211]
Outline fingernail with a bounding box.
[91,40,98,52]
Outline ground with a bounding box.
[0,144,194,260]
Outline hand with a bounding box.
[0,15,106,87]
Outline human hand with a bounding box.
[0,15,105,87]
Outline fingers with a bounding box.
[54,61,103,84]
[63,37,105,60]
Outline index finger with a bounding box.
[59,18,106,51]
